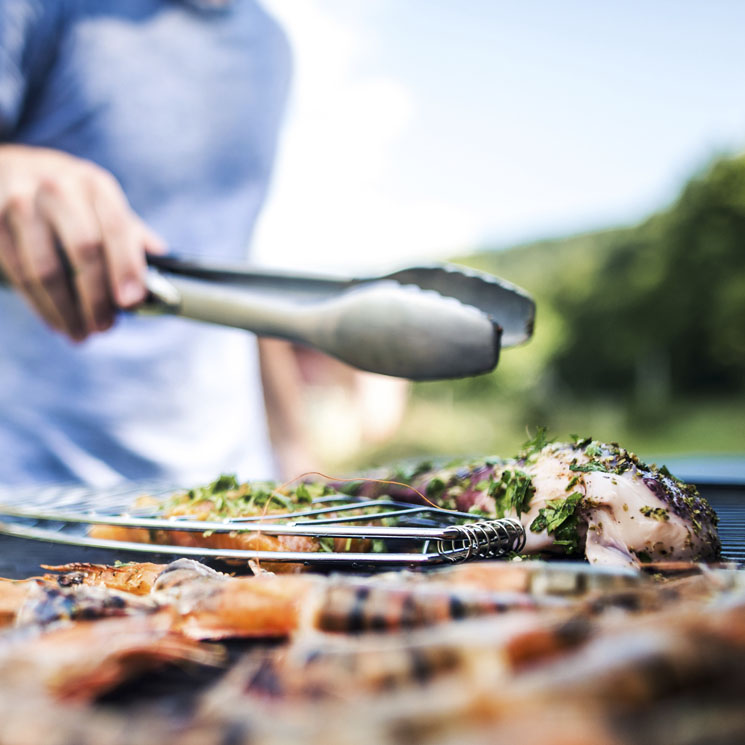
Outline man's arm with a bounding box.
[0,3,163,340]
[258,338,317,479]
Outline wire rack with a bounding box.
[0,481,526,569]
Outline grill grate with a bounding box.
[0,481,526,573]
[704,486,745,562]
[0,481,741,579]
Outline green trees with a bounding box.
[384,153,745,464]
[554,154,745,401]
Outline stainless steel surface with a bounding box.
[148,273,500,379]
[138,255,536,380]
[0,483,526,569]
[382,264,534,348]
[0,255,535,379]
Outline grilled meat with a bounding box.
[345,437,720,567]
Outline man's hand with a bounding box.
[0,145,165,341]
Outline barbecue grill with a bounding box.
[0,481,528,578]
[0,479,740,579]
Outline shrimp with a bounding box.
[0,579,37,627]
[310,576,564,634]
[14,582,158,628]
[150,559,310,639]
[498,598,745,709]
[203,613,581,704]
[42,561,166,595]
[407,559,644,596]
[0,613,223,702]
[195,596,745,745]
[14,559,564,640]
[22,558,727,643]
[146,559,564,640]
[1,575,157,629]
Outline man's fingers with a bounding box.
[0,219,23,286]
[0,218,55,329]
[37,181,114,335]
[4,196,84,338]
[92,183,146,309]
[140,221,168,256]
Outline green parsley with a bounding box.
[517,426,552,461]
[529,491,584,555]
[569,462,611,473]
[489,469,535,518]
[425,477,447,500]
[584,441,603,457]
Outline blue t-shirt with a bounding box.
[0,0,291,485]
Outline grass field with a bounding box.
[339,393,745,473]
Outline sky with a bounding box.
[255,0,745,273]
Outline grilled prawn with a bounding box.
[0,613,222,701]
[42,561,165,595]
[40,559,561,639]
[154,559,561,639]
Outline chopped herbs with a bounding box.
[162,473,349,524]
[570,462,611,473]
[489,469,535,518]
[506,471,534,516]
[517,426,552,461]
[210,474,240,492]
[468,505,491,518]
[640,506,670,521]
[294,482,312,502]
[425,477,447,500]
[317,536,335,553]
[337,480,366,496]
[529,492,584,555]
[392,460,433,484]
[584,441,603,457]
[565,474,581,492]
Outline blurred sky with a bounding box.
[255,0,745,273]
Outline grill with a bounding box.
[0,480,740,580]
[0,481,526,578]
[703,484,745,562]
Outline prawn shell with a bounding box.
[41,561,165,595]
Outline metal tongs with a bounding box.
[140,255,535,380]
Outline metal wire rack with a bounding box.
[0,481,526,569]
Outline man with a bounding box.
[0,0,292,485]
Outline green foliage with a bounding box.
[552,155,745,399]
[442,153,745,407]
[344,153,745,473]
